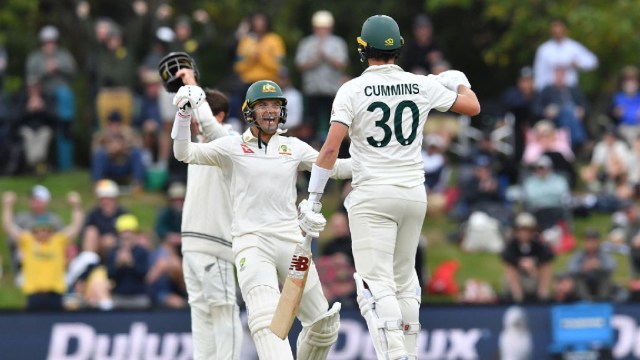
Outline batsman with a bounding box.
[300,15,481,360]
[171,79,351,359]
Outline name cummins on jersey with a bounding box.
[330,64,457,188]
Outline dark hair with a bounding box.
[205,88,230,117]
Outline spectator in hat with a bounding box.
[2,190,84,311]
[26,25,78,171]
[294,9,348,142]
[140,26,175,78]
[81,179,129,259]
[105,214,151,309]
[7,185,64,274]
[567,229,620,301]
[26,25,78,98]
[148,184,188,309]
[400,14,443,75]
[170,11,216,59]
[91,111,146,190]
[154,182,185,243]
[522,154,571,231]
[501,212,555,303]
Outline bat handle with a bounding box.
[303,233,313,251]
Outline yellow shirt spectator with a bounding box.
[19,231,69,295]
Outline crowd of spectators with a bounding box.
[2,5,640,310]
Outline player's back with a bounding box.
[331,64,456,188]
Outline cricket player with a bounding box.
[172,79,351,360]
[299,15,481,360]
[162,58,242,360]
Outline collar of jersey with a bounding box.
[363,64,404,74]
[241,127,287,143]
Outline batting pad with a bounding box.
[246,286,294,360]
[297,302,341,360]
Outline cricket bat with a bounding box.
[270,233,314,339]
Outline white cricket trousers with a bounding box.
[182,251,242,360]
[346,184,426,358]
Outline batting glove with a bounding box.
[298,200,325,238]
[433,70,471,92]
[173,85,205,112]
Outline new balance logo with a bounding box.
[289,255,310,272]
[241,143,254,154]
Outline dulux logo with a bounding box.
[613,314,640,359]
[47,322,192,360]
[328,319,487,360]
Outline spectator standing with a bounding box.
[9,185,63,273]
[232,12,285,119]
[295,10,349,141]
[567,229,618,301]
[501,212,555,303]
[533,18,598,91]
[399,14,443,75]
[2,190,84,311]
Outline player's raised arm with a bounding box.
[431,70,481,116]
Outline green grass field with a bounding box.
[0,171,630,308]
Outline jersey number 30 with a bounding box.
[366,100,419,148]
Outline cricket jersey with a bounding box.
[175,129,351,243]
[181,102,237,262]
[330,64,457,188]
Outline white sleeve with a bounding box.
[573,41,598,71]
[193,101,228,141]
[425,76,458,112]
[174,137,228,167]
[330,84,354,127]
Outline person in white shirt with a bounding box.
[165,66,242,359]
[533,18,598,91]
[171,79,351,360]
[299,15,480,360]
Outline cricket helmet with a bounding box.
[241,80,288,125]
[157,52,199,93]
[357,15,404,63]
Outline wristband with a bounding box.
[171,111,192,140]
[308,163,331,195]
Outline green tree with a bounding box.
[427,0,640,114]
